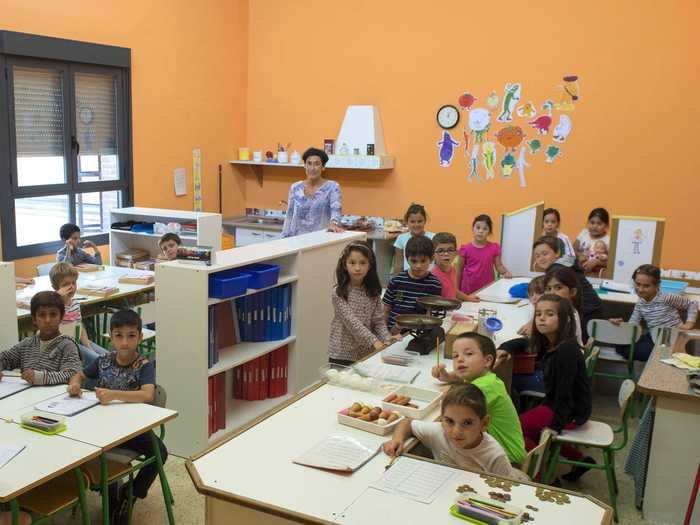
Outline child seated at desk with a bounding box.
[610,264,698,361]
[383,383,522,479]
[431,333,526,465]
[383,235,442,332]
[49,262,108,367]
[56,223,102,266]
[67,309,167,524]
[157,232,182,261]
[0,291,81,385]
[431,232,479,302]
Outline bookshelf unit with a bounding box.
[155,230,365,456]
[0,262,18,348]
[109,207,222,265]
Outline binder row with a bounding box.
[207,284,293,368]
[233,346,289,401]
[207,373,226,437]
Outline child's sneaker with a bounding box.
[562,456,596,481]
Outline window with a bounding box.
[0,31,132,260]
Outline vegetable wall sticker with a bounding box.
[529,100,553,135]
[527,139,542,154]
[553,114,572,143]
[554,75,579,111]
[469,144,481,182]
[487,91,499,109]
[437,130,460,167]
[495,125,525,180]
[516,101,537,118]
[482,142,497,180]
[545,145,561,163]
[497,83,521,122]
[458,92,477,111]
[468,108,491,181]
[501,152,516,178]
[516,147,529,188]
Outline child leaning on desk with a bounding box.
[56,222,102,266]
[67,309,168,524]
[431,333,526,466]
[383,383,524,479]
[0,291,81,385]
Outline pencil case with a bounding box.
[21,411,66,434]
[451,495,524,524]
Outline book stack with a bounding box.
[234,284,292,342]
[77,284,119,297]
[232,345,288,401]
[180,222,197,236]
[207,373,226,437]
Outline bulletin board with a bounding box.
[604,216,665,283]
[500,201,544,277]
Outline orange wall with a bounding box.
[2,0,249,277]
[242,0,700,270]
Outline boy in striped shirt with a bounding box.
[383,235,442,331]
[611,264,698,360]
[0,291,81,385]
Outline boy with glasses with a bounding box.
[432,232,480,302]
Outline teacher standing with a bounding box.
[281,147,343,238]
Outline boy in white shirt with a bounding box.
[383,383,520,478]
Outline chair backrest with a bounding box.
[153,384,167,408]
[618,379,636,417]
[36,262,55,276]
[520,429,553,480]
[587,319,642,345]
[585,347,601,379]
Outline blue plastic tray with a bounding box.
[239,263,280,289]
[209,269,251,299]
[660,279,688,295]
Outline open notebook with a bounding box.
[0,376,31,400]
[35,392,100,416]
[293,435,380,472]
[0,444,25,469]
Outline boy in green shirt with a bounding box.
[433,332,526,465]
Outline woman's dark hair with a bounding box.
[302,147,329,166]
[405,235,434,259]
[472,214,493,232]
[335,241,382,300]
[442,382,487,418]
[544,267,581,310]
[543,208,561,224]
[30,290,65,318]
[404,203,427,222]
[632,264,661,285]
[533,235,560,255]
[587,207,610,225]
[530,294,577,354]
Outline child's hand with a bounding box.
[517,322,532,336]
[679,321,695,330]
[431,364,451,382]
[64,239,74,254]
[609,318,623,326]
[67,384,82,397]
[373,340,388,351]
[582,259,598,272]
[389,333,404,342]
[383,439,403,457]
[57,284,76,298]
[466,294,480,302]
[502,271,513,279]
[21,369,35,384]
[495,349,511,368]
[82,240,97,250]
[95,388,116,405]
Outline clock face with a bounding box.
[437,104,459,129]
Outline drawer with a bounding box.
[235,227,267,246]
[263,232,282,241]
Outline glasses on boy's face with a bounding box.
[434,248,456,254]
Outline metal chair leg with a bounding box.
[149,431,174,525]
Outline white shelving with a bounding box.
[109,207,222,265]
[0,263,18,348]
[155,230,366,456]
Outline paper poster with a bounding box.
[516,146,529,187]
[613,218,657,283]
[497,83,521,122]
[458,92,476,111]
[545,145,561,163]
[486,91,499,109]
[495,126,525,152]
[517,101,537,118]
[174,168,187,196]
[468,144,480,182]
[437,131,460,167]
[501,152,516,178]
[527,139,542,154]
[482,142,496,179]
[553,114,573,143]
[554,75,580,111]
[193,148,202,211]
[468,108,490,144]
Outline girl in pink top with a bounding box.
[431,232,480,302]
[457,215,512,295]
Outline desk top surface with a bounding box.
[638,339,700,401]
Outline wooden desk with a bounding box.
[638,337,700,524]
[15,266,154,320]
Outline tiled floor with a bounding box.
[51,394,657,524]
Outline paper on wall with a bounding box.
[174,168,187,196]
[193,148,202,211]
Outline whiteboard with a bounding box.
[611,217,663,283]
[500,202,543,277]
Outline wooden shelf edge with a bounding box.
[207,336,296,377]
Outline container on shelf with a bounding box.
[240,263,280,289]
[209,269,251,299]
[115,249,150,268]
[660,279,688,295]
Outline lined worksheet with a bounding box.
[371,456,457,503]
[293,435,380,472]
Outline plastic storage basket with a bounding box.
[239,263,280,289]
[209,269,250,299]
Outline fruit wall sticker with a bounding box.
[434,75,580,188]
[497,83,521,122]
[437,131,460,167]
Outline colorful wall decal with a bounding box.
[516,146,529,187]
[482,142,497,180]
[495,125,525,151]
[487,91,499,109]
[516,101,537,118]
[437,130,460,167]
[553,114,572,143]
[497,83,521,122]
[469,108,491,143]
[501,151,516,178]
[458,92,477,111]
[529,101,552,135]
[527,139,542,154]
[554,75,580,111]
[545,144,561,163]
[469,144,481,182]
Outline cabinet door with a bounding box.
[263,232,282,242]
[235,228,266,246]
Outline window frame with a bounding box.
[0,30,132,260]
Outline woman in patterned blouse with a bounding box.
[281,147,344,238]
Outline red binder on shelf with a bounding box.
[216,373,226,431]
[208,377,214,437]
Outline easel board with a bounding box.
[604,215,665,283]
[500,202,544,277]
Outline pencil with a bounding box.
[436,336,440,367]
[386,454,399,470]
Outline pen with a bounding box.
[385,454,399,470]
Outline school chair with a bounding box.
[79,385,174,525]
[519,429,553,481]
[587,320,641,390]
[585,347,601,379]
[13,468,91,525]
[543,379,636,523]
[35,263,54,277]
